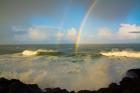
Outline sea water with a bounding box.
[0,44,140,91]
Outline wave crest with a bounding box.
[101,50,140,58]
[22,49,60,56]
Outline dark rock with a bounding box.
[28,84,43,93]
[0,78,10,93]
[8,81,31,93]
[120,77,134,89]
[70,91,75,93]
[126,69,140,78]
[0,78,43,93]
[45,87,69,93]
[119,77,140,93]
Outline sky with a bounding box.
[0,0,140,44]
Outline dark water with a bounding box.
[0,44,140,56]
[0,44,140,91]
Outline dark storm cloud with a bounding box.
[0,0,92,44]
[0,0,68,24]
[0,0,140,44]
[0,0,91,24]
[0,0,70,44]
[92,0,140,21]
[129,31,140,33]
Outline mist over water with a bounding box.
[0,44,140,91]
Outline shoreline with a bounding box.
[0,69,140,93]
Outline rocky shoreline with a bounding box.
[0,69,140,93]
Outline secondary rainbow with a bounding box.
[75,0,97,51]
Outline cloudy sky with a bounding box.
[0,0,140,44]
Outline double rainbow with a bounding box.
[75,0,97,51]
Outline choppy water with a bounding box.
[0,44,140,91]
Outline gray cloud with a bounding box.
[91,0,139,21]
[129,31,140,33]
[0,0,140,44]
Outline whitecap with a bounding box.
[22,49,59,56]
[101,50,140,58]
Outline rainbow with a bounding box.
[75,0,97,51]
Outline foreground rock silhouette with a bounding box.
[0,69,140,93]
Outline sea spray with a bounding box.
[0,54,140,91]
[0,45,140,91]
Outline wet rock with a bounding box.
[0,78,10,93]
[126,69,140,78]
[45,87,69,93]
[0,78,43,93]
[78,90,96,93]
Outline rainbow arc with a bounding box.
[75,0,97,52]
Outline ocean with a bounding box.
[0,44,140,91]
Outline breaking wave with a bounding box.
[0,55,140,91]
[22,49,61,56]
[0,51,140,91]
[1,46,140,91]
[101,50,140,58]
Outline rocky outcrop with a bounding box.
[0,78,43,93]
[0,69,140,93]
[126,69,140,78]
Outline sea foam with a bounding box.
[22,49,58,56]
[1,48,140,91]
[101,50,140,58]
